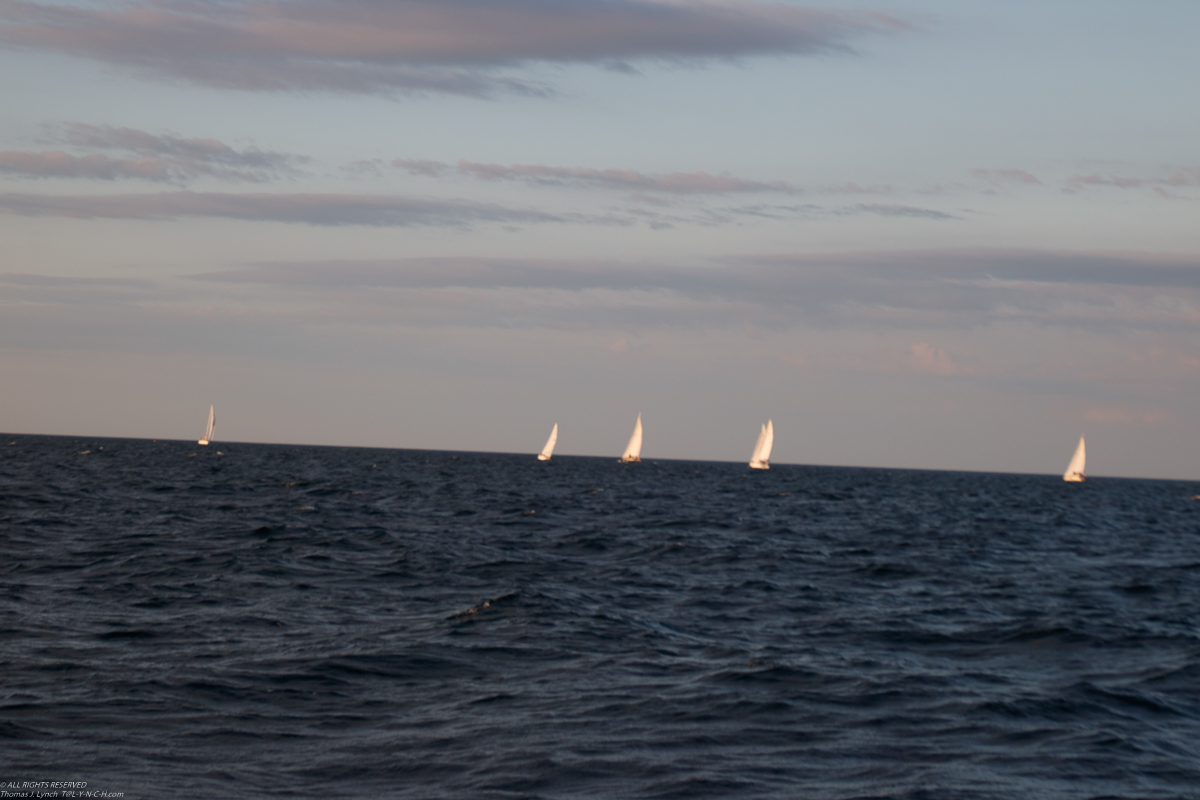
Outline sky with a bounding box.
[2,0,1199,479]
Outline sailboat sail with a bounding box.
[749,419,773,469]
[537,423,558,461]
[749,424,767,467]
[198,405,215,446]
[1063,435,1085,482]
[620,414,643,462]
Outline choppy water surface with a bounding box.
[2,435,1199,799]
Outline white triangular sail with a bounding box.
[749,419,773,469]
[1063,435,1085,482]
[537,423,558,461]
[749,424,767,467]
[620,413,643,462]
[198,405,215,446]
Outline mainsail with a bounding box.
[537,423,558,461]
[749,419,773,469]
[620,414,643,462]
[198,405,215,446]
[1062,435,1086,482]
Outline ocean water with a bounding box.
[2,434,1199,800]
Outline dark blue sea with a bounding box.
[3,435,1200,800]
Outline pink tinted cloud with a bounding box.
[1083,405,1173,426]
[1064,168,1200,193]
[972,168,1041,185]
[0,0,908,96]
[393,158,794,194]
[908,342,972,375]
[0,151,171,181]
[0,124,301,183]
[815,343,975,376]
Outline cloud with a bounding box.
[0,272,153,288]
[392,159,453,179]
[737,249,1200,289]
[0,150,175,181]
[0,190,581,227]
[394,158,795,194]
[10,251,1199,418]
[1064,168,1200,194]
[728,249,1200,334]
[387,157,813,226]
[192,257,691,291]
[908,342,972,375]
[0,0,908,96]
[1151,187,1193,201]
[808,342,975,377]
[0,189,825,229]
[819,182,893,194]
[0,124,303,183]
[972,168,1041,185]
[848,203,958,220]
[781,353,808,367]
[0,273,160,327]
[1126,345,1200,374]
[184,248,1200,335]
[14,249,1195,344]
[1083,404,1173,426]
[193,249,1200,294]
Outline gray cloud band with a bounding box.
[4,250,1196,341]
[189,252,1200,292]
[0,190,944,228]
[393,159,796,194]
[0,191,573,226]
[0,0,907,96]
[172,251,1200,334]
[0,124,303,183]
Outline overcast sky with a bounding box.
[2,0,1198,479]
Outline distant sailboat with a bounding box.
[1063,435,1085,482]
[620,413,643,463]
[749,419,773,470]
[537,423,558,461]
[198,405,215,446]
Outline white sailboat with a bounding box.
[537,423,558,461]
[1062,435,1085,482]
[749,419,773,470]
[198,405,215,446]
[620,413,643,463]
